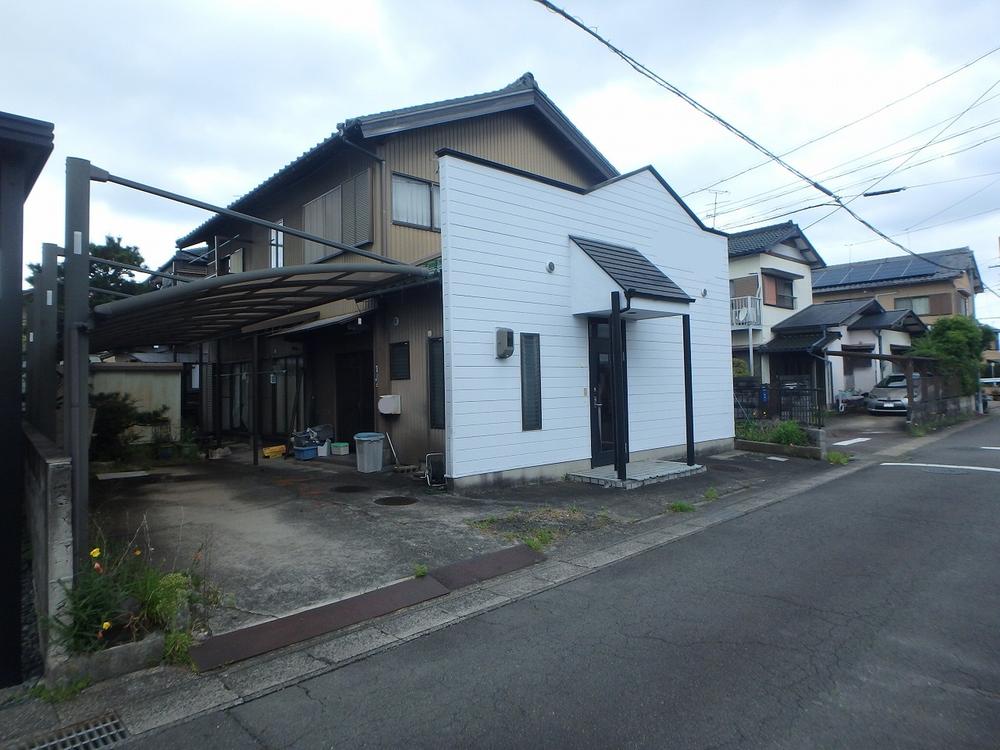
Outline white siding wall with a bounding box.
[439,156,733,480]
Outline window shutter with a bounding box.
[303,186,342,261]
[520,333,542,431]
[428,337,445,429]
[928,293,952,315]
[389,341,410,381]
[731,275,758,297]
[353,170,372,245]
[762,275,777,305]
[341,177,357,246]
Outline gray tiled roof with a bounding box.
[177,73,617,248]
[771,299,880,332]
[847,309,925,331]
[727,221,802,256]
[812,248,980,292]
[571,237,693,303]
[758,331,839,353]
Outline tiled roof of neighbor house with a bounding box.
[726,220,825,267]
[812,247,982,293]
[758,331,840,353]
[571,237,693,303]
[771,298,881,332]
[847,309,926,332]
[177,73,617,248]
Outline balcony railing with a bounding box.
[731,295,762,327]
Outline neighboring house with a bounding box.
[983,325,1000,378]
[438,152,733,485]
[812,248,983,325]
[762,298,927,403]
[152,246,212,289]
[727,221,826,381]
[172,73,675,471]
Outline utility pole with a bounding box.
[706,190,729,229]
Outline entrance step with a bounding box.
[566,460,705,489]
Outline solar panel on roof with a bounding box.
[869,260,909,281]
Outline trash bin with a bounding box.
[354,432,385,473]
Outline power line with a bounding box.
[905,174,1000,231]
[533,0,1000,297]
[684,43,1000,197]
[804,77,1000,231]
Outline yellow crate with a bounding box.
[261,444,286,458]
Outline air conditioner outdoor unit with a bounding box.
[378,394,401,415]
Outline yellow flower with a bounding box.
[102,621,111,631]
[89,547,101,558]
[133,548,142,557]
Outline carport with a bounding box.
[24,157,433,574]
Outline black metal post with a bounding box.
[64,158,91,571]
[609,292,628,481]
[213,339,222,448]
[37,243,59,441]
[0,156,26,686]
[251,334,260,465]
[27,278,41,426]
[681,314,695,466]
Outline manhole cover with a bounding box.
[921,467,969,475]
[334,485,368,493]
[17,713,127,750]
[374,496,418,506]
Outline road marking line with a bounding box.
[880,462,1000,473]
[832,437,871,446]
[766,456,788,462]
[980,447,1000,451]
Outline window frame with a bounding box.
[762,273,795,309]
[427,337,445,430]
[269,219,284,268]
[391,172,441,232]
[895,296,930,316]
[389,340,411,381]
[520,332,542,431]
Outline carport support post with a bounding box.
[609,292,627,481]
[38,243,59,441]
[213,339,222,447]
[682,314,695,467]
[64,157,91,572]
[251,333,260,465]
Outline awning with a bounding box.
[759,332,839,354]
[90,262,432,350]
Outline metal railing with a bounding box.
[734,382,824,427]
[730,295,762,327]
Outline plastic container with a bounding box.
[293,445,318,461]
[316,440,329,457]
[353,432,385,473]
[330,442,350,456]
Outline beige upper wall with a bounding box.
[813,274,977,325]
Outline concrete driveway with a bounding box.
[824,411,910,455]
[91,444,833,637]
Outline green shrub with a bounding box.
[413,563,428,578]
[668,502,695,513]
[164,631,194,666]
[735,420,771,442]
[769,421,809,446]
[826,451,850,465]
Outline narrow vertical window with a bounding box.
[390,341,410,381]
[270,220,284,268]
[428,337,445,429]
[520,333,542,431]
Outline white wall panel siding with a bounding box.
[440,155,734,481]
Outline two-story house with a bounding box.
[811,248,983,324]
[174,74,618,464]
[727,221,826,380]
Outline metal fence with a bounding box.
[734,382,824,427]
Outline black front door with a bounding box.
[335,351,374,447]
[588,320,627,467]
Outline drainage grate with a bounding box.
[334,485,368,493]
[17,713,127,750]
[374,496,418,506]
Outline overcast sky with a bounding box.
[4,0,999,321]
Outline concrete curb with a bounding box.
[9,414,993,746]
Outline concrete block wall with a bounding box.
[23,424,73,669]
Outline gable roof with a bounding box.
[571,237,693,303]
[812,247,983,293]
[177,73,617,248]
[847,309,927,333]
[726,221,825,267]
[771,298,882,332]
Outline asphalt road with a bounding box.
[134,416,1000,749]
